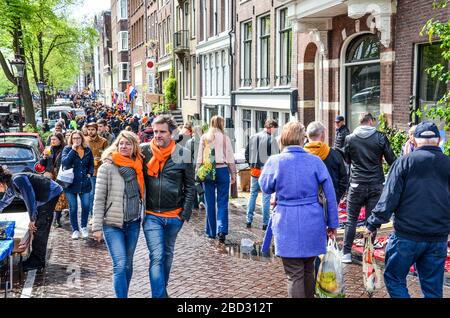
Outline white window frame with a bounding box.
[241,20,252,87]
[191,0,196,38]
[117,0,128,21]
[277,7,292,87]
[191,55,197,98]
[184,57,190,99]
[119,62,129,82]
[118,31,128,51]
[257,14,270,88]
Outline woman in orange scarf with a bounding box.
[92,131,144,298]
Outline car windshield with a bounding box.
[0,146,34,161]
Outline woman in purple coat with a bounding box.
[259,121,339,298]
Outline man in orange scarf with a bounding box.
[140,114,195,298]
[304,121,348,203]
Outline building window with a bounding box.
[191,0,196,38]
[242,109,252,148]
[222,50,226,95]
[416,42,448,110]
[191,55,196,97]
[210,53,214,96]
[118,0,128,20]
[118,31,128,51]
[271,111,279,122]
[242,21,252,87]
[345,34,380,130]
[213,0,218,36]
[184,58,189,98]
[215,52,219,95]
[259,15,270,87]
[255,110,267,132]
[284,112,290,125]
[119,62,129,82]
[203,55,208,96]
[184,2,189,31]
[279,8,292,85]
[202,0,207,41]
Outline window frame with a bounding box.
[278,8,292,86]
[258,15,271,87]
[118,62,130,82]
[241,20,252,87]
[118,31,129,52]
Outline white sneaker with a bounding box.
[341,253,352,264]
[72,231,80,240]
[80,227,89,239]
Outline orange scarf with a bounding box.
[147,139,176,177]
[304,141,330,160]
[112,152,145,199]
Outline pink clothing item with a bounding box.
[197,132,236,175]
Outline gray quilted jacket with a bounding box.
[92,160,144,232]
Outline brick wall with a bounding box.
[393,0,449,131]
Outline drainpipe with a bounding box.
[229,0,238,198]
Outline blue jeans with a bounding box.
[142,214,184,298]
[204,167,230,237]
[103,220,140,298]
[246,176,271,226]
[88,177,96,218]
[384,233,447,298]
[65,192,90,232]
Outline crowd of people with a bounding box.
[0,101,449,299]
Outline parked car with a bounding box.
[36,106,72,128]
[0,139,41,203]
[0,132,45,153]
[0,139,40,173]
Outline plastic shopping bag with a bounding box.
[315,238,345,298]
[362,238,382,297]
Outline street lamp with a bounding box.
[37,81,45,123]
[9,55,25,132]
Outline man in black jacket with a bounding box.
[365,122,450,298]
[342,113,396,263]
[305,121,348,202]
[244,119,279,230]
[334,115,350,150]
[141,115,195,298]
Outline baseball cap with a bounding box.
[335,115,345,122]
[86,122,98,130]
[413,121,440,139]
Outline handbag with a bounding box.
[56,165,74,188]
[318,184,328,223]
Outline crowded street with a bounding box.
[1,0,450,302]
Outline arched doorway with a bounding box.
[303,43,318,124]
[344,34,380,130]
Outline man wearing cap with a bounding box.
[334,115,350,150]
[85,122,108,222]
[364,121,450,298]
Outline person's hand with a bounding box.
[72,144,78,151]
[327,228,337,239]
[230,174,236,184]
[92,231,103,242]
[28,221,37,233]
[363,227,374,238]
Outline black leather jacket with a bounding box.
[343,126,396,185]
[141,143,195,221]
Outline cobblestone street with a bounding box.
[6,194,450,298]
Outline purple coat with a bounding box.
[259,146,339,258]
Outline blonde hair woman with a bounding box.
[92,131,144,298]
[259,121,339,298]
[61,130,94,240]
[196,116,236,243]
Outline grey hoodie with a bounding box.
[353,125,377,139]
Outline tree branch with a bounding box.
[0,50,16,84]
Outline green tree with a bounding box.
[420,0,450,155]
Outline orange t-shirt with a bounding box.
[146,207,183,218]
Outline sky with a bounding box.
[71,0,111,21]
